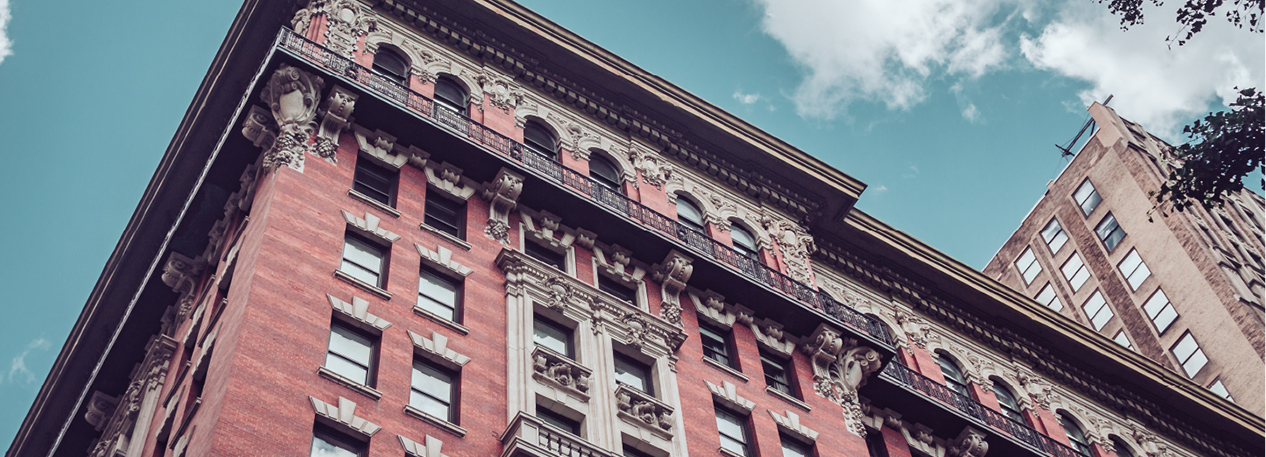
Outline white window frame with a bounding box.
[1035,283,1063,311]
[1117,249,1151,291]
[1170,332,1209,378]
[1142,289,1179,334]
[1081,291,1114,331]
[1041,218,1068,253]
[1014,247,1042,285]
[1061,253,1091,292]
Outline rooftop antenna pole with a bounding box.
[1057,94,1113,158]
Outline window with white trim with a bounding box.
[1142,289,1179,334]
[1035,283,1063,311]
[1061,253,1091,292]
[1014,247,1042,285]
[1073,179,1102,216]
[1117,249,1151,291]
[340,233,388,288]
[311,424,366,457]
[410,358,458,423]
[1041,218,1068,253]
[1081,291,1114,331]
[1170,332,1209,378]
[781,435,813,457]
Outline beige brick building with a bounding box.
[984,103,1265,415]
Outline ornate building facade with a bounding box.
[9,1,1263,457]
[983,104,1265,415]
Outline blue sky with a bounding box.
[0,0,1260,445]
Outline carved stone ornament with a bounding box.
[399,434,451,457]
[948,426,989,457]
[620,312,657,350]
[314,85,358,160]
[894,309,930,348]
[1015,368,1053,412]
[629,143,671,189]
[476,71,523,113]
[255,64,326,172]
[803,326,882,436]
[84,392,119,431]
[533,347,591,395]
[161,252,203,320]
[542,276,575,312]
[1130,424,1174,457]
[315,0,377,58]
[761,213,816,283]
[652,250,693,326]
[481,167,524,245]
[88,335,177,457]
[615,384,674,433]
[309,396,382,437]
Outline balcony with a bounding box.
[273,29,891,349]
[871,363,1084,457]
[500,412,617,457]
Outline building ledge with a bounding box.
[348,188,402,218]
[334,270,392,300]
[412,306,471,335]
[418,223,472,251]
[404,405,467,438]
[317,367,383,401]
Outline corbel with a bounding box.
[314,85,358,161]
[574,228,597,249]
[425,162,477,200]
[352,125,408,168]
[594,244,646,284]
[652,250,693,326]
[800,323,846,377]
[948,426,989,457]
[685,289,734,328]
[480,167,524,245]
[254,64,326,172]
[751,318,796,356]
[521,210,575,250]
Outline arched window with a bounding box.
[524,120,557,161]
[676,198,706,233]
[589,154,622,192]
[936,354,971,398]
[372,49,408,85]
[1111,437,1136,457]
[991,381,1025,424]
[434,76,468,116]
[1059,412,1093,457]
[730,224,759,260]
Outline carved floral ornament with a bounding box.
[801,324,883,436]
[241,65,331,173]
[87,335,178,457]
[291,0,377,58]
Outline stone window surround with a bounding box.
[519,210,579,278]
[404,331,469,438]
[413,243,473,334]
[399,434,451,457]
[320,294,391,400]
[768,409,819,444]
[310,396,382,438]
[499,249,687,456]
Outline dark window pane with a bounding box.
[434,77,468,115]
[866,431,890,457]
[524,121,557,160]
[534,316,573,358]
[614,353,653,395]
[526,241,567,271]
[598,276,637,304]
[1060,413,1093,456]
[937,356,971,397]
[700,326,733,367]
[1096,213,1126,252]
[730,225,759,260]
[418,267,460,321]
[311,426,364,457]
[538,408,580,435]
[372,50,408,85]
[424,192,465,239]
[992,383,1026,424]
[352,159,395,205]
[677,198,706,232]
[781,437,813,457]
[715,407,750,456]
[761,352,794,397]
[590,155,623,191]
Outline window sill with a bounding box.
[719,447,747,457]
[765,386,811,412]
[419,223,472,251]
[348,189,401,218]
[334,270,392,300]
[702,357,748,383]
[403,405,467,438]
[413,306,471,335]
[318,366,383,401]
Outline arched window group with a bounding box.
[372,48,408,84]
[524,120,557,161]
[589,154,622,191]
[1059,412,1093,457]
[433,76,468,116]
[936,354,971,398]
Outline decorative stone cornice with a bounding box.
[310,396,381,437]
[751,318,796,357]
[768,410,819,444]
[948,426,989,457]
[415,243,473,277]
[327,294,392,332]
[651,250,692,326]
[408,330,470,369]
[399,434,450,457]
[707,380,754,413]
[161,252,203,321]
[254,64,326,172]
[531,345,591,398]
[801,324,882,436]
[352,124,420,169]
[342,210,401,243]
[87,335,178,457]
[615,384,674,436]
[685,290,736,328]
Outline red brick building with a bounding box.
[983,104,1265,415]
[10,1,1263,457]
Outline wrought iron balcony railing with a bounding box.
[276,29,892,348]
[880,363,1085,457]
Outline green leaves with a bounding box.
[1152,88,1264,212]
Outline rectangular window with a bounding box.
[1041,218,1069,253]
[613,352,654,395]
[352,158,396,206]
[598,275,638,305]
[1014,247,1042,285]
[1117,249,1151,291]
[417,266,461,322]
[424,192,465,239]
[1061,253,1091,292]
[865,431,891,457]
[340,234,387,288]
[700,325,737,368]
[311,424,366,457]
[1113,330,1133,350]
[538,408,581,435]
[1035,283,1063,311]
[781,436,814,457]
[526,241,567,272]
[1095,213,1127,252]
[1209,379,1233,402]
[1074,179,1102,216]
[1081,291,1114,331]
[534,316,574,358]
[1142,289,1179,334]
[410,359,457,422]
[761,351,797,398]
[325,321,376,386]
[715,406,752,457]
[1171,332,1209,378]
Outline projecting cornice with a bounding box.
[813,210,1264,457]
[361,0,866,222]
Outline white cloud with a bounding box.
[0,0,11,66]
[873,184,889,192]
[902,163,920,179]
[7,337,49,385]
[733,90,762,105]
[1020,2,1263,138]
[752,0,1025,119]
[961,103,981,122]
